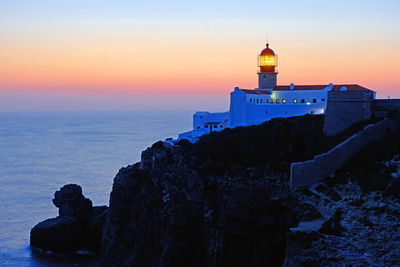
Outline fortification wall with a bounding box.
[323,91,374,136]
[290,114,400,190]
[373,99,400,117]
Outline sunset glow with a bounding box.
[1,0,399,110]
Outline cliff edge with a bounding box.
[100,113,400,266]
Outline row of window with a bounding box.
[249,98,325,104]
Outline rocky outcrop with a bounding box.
[285,179,400,266]
[284,128,400,266]
[30,184,107,254]
[101,113,400,266]
[101,141,290,266]
[52,184,93,218]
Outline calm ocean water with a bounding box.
[0,111,193,266]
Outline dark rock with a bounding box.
[287,231,320,250]
[319,208,344,236]
[315,183,342,201]
[84,206,108,252]
[358,215,373,227]
[296,188,320,198]
[52,184,93,219]
[30,216,82,252]
[348,198,364,207]
[31,184,107,256]
[293,202,323,222]
[384,178,400,199]
[101,146,290,267]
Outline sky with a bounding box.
[0,0,399,111]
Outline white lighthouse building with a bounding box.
[178,43,373,142]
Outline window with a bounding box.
[257,99,259,104]
[205,125,208,128]
[263,75,266,78]
[266,99,269,103]
[282,99,286,104]
[313,99,317,103]
[197,126,200,129]
[293,99,297,103]
[301,99,305,103]
[276,99,280,104]
[220,125,223,128]
[322,98,325,102]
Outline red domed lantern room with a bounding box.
[258,43,277,73]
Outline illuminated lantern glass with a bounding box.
[259,54,276,67]
[258,43,277,72]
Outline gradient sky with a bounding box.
[1,0,399,111]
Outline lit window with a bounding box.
[293,99,297,103]
[301,99,305,103]
[282,99,286,104]
[276,99,280,104]
[313,99,317,103]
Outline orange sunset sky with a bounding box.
[0,0,399,111]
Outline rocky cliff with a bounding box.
[101,143,290,266]
[101,114,332,266]
[31,113,400,266]
[101,113,400,266]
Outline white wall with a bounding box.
[230,88,329,127]
[229,88,248,127]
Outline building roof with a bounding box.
[274,85,327,91]
[239,89,271,95]
[260,43,275,56]
[255,89,271,94]
[273,84,372,92]
[238,84,373,95]
[331,84,372,92]
[240,89,260,94]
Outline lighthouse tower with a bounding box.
[258,43,277,89]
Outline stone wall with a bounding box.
[290,114,400,190]
[323,90,374,136]
[373,99,400,117]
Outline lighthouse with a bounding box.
[258,43,277,89]
[177,42,375,143]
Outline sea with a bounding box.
[0,111,193,266]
